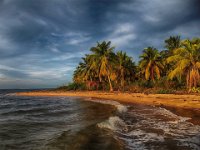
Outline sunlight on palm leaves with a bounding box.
[167,38,200,89]
[139,47,164,81]
[116,51,136,90]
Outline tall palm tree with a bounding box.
[165,36,181,53]
[161,36,182,80]
[139,47,164,81]
[73,59,87,83]
[116,51,135,90]
[167,38,200,89]
[73,56,96,83]
[90,41,116,91]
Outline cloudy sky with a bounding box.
[0,0,200,89]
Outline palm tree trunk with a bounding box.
[107,75,113,92]
[121,70,125,91]
[188,71,192,90]
[151,67,155,82]
[193,69,198,88]
[99,74,102,82]
[186,73,189,90]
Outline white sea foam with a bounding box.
[6,93,16,96]
[106,105,200,150]
[126,129,165,142]
[155,107,191,123]
[120,129,165,150]
[121,137,147,150]
[85,98,127,113]
[178,135,200,149]
[89,98,200,149]
[97,116,127,131]
[89,99,129,134]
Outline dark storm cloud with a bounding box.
[0,0,199,88]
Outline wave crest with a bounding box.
[85,98,127,113]
[97,116,127,131]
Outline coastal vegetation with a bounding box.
[59,36,200,94]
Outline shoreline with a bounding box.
[16,91,200,109]
[16,91,200,125]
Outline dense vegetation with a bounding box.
[60,36,200,93]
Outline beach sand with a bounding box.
[16,91,200,124]
[16,91,200,109]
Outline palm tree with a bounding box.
[165,36,181,53]
[116,51,135,90]
[73,58,88,83]
[161,36,182,80]
[167,38,200,90]
[139,47,164,81]
[90,41,116,91]
[73,56,97,83]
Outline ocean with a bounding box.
[0,90,200,150]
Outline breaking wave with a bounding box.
[97,116,127,131]
[85,98,127,113]
[2,91,200,150]
[88,98,200,150]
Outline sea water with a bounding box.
[0,90,200,150]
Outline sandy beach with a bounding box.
[16,91,200,125]
[16,91,200,109]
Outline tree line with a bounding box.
[68,36,200,93]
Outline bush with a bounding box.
[57,82,86,91]
[137,80,154,88]
[190,87,200,93]
[156,89,175,94]
[154,77,169,88]
[128,85,143,93]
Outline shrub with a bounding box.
[156,89,175,94]
[57,82,86,91]
[138,80,154,88]
[190,87,200,93]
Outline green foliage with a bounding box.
[73,41,136,92]
[68,36,200,92]
[139,47,164,81]
[190,87,200,93]
[58,82,86,91]
[164,36,181,52]
[116,51,136,90]
[89,41,116,91]
[137,80,154,88]
[156,89,175,94]
[166,38,200,89]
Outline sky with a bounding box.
[0,0,200,89]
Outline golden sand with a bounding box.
[16,91,200,109]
